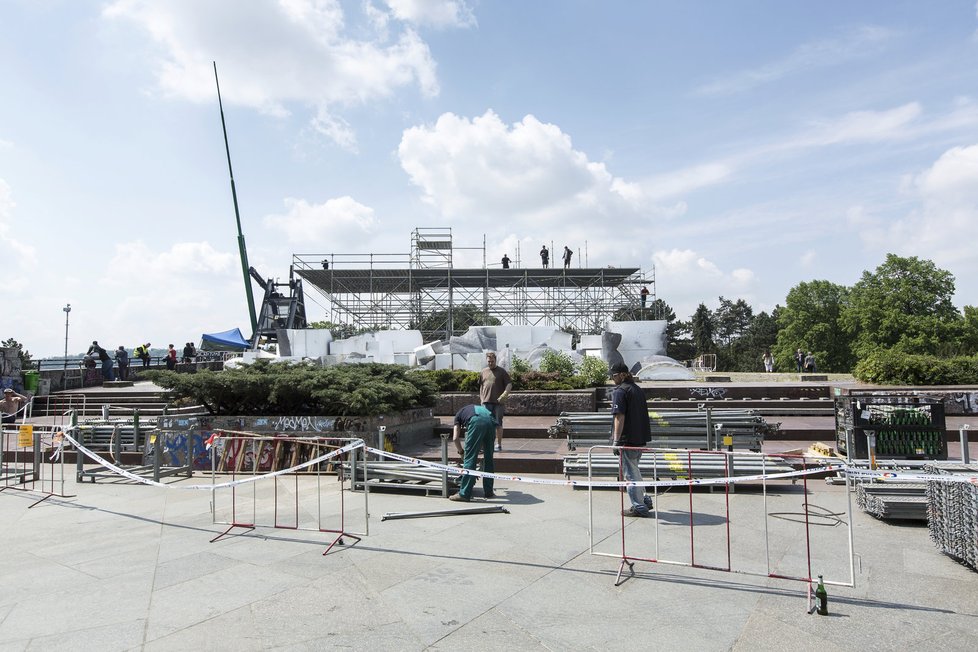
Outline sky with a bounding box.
[2,0,977,358]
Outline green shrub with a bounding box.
[511,370,575,390]
[540,349,576,376]
[854,349,978,385]
[413,369,480,392]
[510,355,531,374]
[578,356,609,388]
[148,360,439,416]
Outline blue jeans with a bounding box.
[101,359,115,382]
[620,449,648,512]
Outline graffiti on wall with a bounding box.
[689,387,727,399]
[950,392,978,415]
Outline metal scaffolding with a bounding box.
[293,228,656,340]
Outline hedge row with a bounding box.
[148,360,439,416]
[854,350,978,385]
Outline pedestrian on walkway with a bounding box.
[449,403,498,502]
[115,346,130,381]
[610,361,652,517]
[480,351,512,451]
[88,341,114,382]
[1,388,28,425]
[135,343,152,368]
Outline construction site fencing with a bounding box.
[0,424,74,507]
[583,444,855,610]
[208,432,366,554]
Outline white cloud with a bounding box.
[800,102,922,146]
[383,0,476,28]
[916,144,978,202]
[651,248,758,316]
[0,179,37,266]
[103,0,443,146]
[263,196,377,244]
[642,163,733,201]
[105,241,235,284]
[864,144,978,280]
[696,26,896,96]
[398,110,670,224]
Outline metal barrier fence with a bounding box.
[586,445,855,610]
[209,433,367,554]
[0,424,74,507]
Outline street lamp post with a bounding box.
[63,304,71,376]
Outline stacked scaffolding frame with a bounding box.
[294,228,657,339]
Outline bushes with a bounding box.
[414,354,609,391]
[854,349,978,385]
[413,369,480,392]
[148,360,438,416]
[539,349,576,376]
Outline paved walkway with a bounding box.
[2,463,978,650]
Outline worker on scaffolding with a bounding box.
[540,245,549,268]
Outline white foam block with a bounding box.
[434,353,453,370]
[378,329,423,353]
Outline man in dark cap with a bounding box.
[609,361,652,517]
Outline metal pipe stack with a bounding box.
[550,409,778,452]
[856,482,929,520]
[925,463,978,570]
[562,451,797,480]
[341,461,458,494]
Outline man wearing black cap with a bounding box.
[609,361,652,517]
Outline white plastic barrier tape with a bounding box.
[362,446,848,489]
[61,428,363,490]
[845,468,978,484]
[68,427,968,491]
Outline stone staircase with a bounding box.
[30,388,180,419]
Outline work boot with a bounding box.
[622,507,651,518]
[449,493,470,502]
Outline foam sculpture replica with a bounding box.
[225,321,691,379]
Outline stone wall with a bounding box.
[435,390,596,416]
[155,408,437,469]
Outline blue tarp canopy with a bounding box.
[200,328,251,350]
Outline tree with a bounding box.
[713,297,753,347]
[774,280,854,372]
[731,310,779,372]
[841,254,961,358]
[308,320,361,340]
[2,338,33,368]
[413,304,501,338]
[691,304,714,356]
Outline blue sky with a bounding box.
[2,0,977,357]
